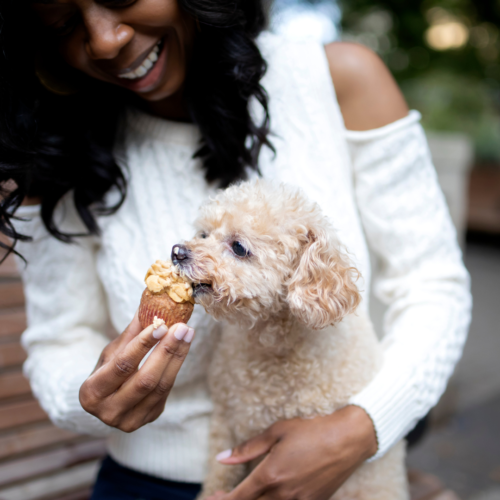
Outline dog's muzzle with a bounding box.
[171,244,190,266]
[172,244,213,296]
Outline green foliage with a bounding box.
[402,71,500,161]
[338,0,500,160]
[340,0,500,81]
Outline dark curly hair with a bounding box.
[0,0,272,260]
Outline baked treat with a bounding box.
[138,259,194,330]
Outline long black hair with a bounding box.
[0,0,272,260]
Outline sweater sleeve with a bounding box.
[12,199,115,437]
[346,111,472,459]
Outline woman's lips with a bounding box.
[109,37,169,93]
[118,42,160,79]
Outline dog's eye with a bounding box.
[200,233,207,239]
[232,241,249,257]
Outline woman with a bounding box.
[0,1,471,499]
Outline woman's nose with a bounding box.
[84,9,134,60]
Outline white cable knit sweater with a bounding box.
[13,33,471,481]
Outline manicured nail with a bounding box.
[184,328,195,344]
[216,449,232,462]
[153,325,168,340]
[173,324,189,341]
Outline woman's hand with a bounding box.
[79,312,195,433]
[209,405,378,500]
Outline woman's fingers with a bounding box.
[216,427,278,465]
[213,428,282,500]
[218,459,271,500]
[117,309,143,345]
[131,324,195,413]
[80,317,195,432]
[84,322,164,399]
[90,311,142,374]
[112,323,195,412]
[100,324,194,432]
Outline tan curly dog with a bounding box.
[174,180,408,500]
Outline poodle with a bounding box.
[172,180,409,500]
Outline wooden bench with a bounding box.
[0,245,105,500]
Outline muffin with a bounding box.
[138,259,195,330]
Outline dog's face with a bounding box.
[173,181,360,329]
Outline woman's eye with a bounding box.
[45,0,136,37]
[101,0,137,7]
[232,241,249,257]
[50,15,79,37]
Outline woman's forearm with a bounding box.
[347,113,472,458]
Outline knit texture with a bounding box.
[345,116,471,459]
[13,33,471,480]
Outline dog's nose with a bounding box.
[172,244,190,265]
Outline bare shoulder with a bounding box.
[324,42,408,131]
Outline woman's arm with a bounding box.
[14,195,196,435]
[332,42,471,458]
[13,199,115,435]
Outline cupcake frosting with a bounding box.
[144,260,194,304]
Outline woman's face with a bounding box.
[31,0,196,102]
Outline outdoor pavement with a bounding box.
[404,240,500,500]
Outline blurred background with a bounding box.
[0,1,498,499]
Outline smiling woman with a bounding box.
[31,0,195,98]
[0,0,271,256]
[0,0,472,499]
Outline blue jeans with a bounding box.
[91,456,202,500]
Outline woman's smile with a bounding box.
[106,37,169,93]
[32,0,195,103]
[118,40,161,79]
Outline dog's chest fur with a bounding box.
[208,311,382,443]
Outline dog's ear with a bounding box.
[286,226,361,330]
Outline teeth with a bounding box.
[119,43,161,80]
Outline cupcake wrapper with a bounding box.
[138,288,194,330]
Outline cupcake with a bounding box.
[138,259,195,330]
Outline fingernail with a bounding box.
[153,325,168,340]
[173,324,189,341]
[216,449,232,462]
[184,328,195,344]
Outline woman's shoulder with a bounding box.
[257,34,409,131]
[324,42,409,130]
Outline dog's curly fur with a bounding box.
[177,180,409,499]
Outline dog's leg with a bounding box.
[198,410,247,500]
